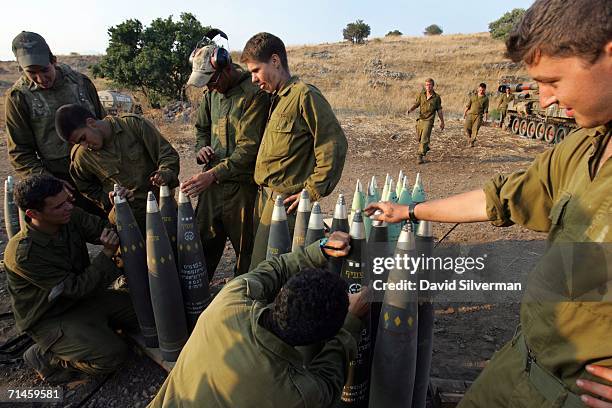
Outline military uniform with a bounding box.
[464,94,489,145]
[410,90,442,157]
[250,76,348,269]
[70,114,180,233]
[5,63,106,216]
[194,69,270,278]
[459,124,612,407]
[3,208,138,376]
[498,93,514,128]
[148,242,360,408]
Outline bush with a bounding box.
[424,24,443,36]
[386,30,403,37]
[489,8,526,40]
[93,13,211,105]
[343,20,371,44]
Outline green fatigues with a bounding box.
[69,114,180,233]
[459,124,612,407]
[148,242,360,408]
[410,90,442,156]
[5,64,106,216]
[194,70,270,278]
[498,94,513,127]
[464,94,489,144]
[3,208,138,376]
[250,76,348,269]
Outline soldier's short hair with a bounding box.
[479,83,487,89]
[268,267,348,346]
[55,104,96,142]
[240,32,289,71]
[14,174,65,212]
[425,78,435,86]
[506,0,612,64]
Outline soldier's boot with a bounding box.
[417,155,425,164]
[23,344,85,384]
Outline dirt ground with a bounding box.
[0,113,550,407]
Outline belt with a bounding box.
[514,332,584,408]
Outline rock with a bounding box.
[483,334,495,343]
[148,386,157,393]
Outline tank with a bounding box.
[98,90,136,115]
[498,77,576,144]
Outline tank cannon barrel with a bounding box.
[498,83,538,93]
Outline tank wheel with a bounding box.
[511,117,521,134]
[535,122,546,140]
[555,126,568,143]
[519,119,529,137]
[526,121,537,139]
[544,124,557,143]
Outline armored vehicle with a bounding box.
[98,90,142,115]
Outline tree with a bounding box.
[423,24,443,36]
[93,13,211,106]
[386,30,403,37]
[489,8,526,40]
[343,20,371,44]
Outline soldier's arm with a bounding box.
[5,90,49,178]
[72,207,110,244]
[82,75,106,118]
[211,91,270,182]
[300,90,348,201]
[69,148,109,213]
[408,94,420,113]
[138,117,180,188]
[484,98,489,121]
[194,92,212,152]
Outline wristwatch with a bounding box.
[408,203,420,223]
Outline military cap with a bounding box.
[187,45,218,87]
[12,31,51,68]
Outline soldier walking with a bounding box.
[463,83,489,147]
[407,78,445,164]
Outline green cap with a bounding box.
[12,31,51,68]
[187,45,217,87]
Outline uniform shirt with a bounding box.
[497,93,514,110]
[466,94,489,117]
[195,68,270,183]
[5,64,105,180]
[410,90,442,122]
[3,208,120,332]
[254,76,348,201]
[149,243,360,408]
[483,124,611,392]
[70,114,180,228]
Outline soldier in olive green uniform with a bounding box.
[497,87,514,129]
[367,1,612,406]
[407,78,445,164]
[181,43,270,278]
[54,105,180,233]
[463,83,489,147]
[240,33,348,269]
[4,175,137,382]
[149,232,368,408]
[5,32,106,216]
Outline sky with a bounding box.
[0,0,534,61]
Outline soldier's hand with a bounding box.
[348,287,371,318]
[196,146,215,165]
[108,186,134,204]
[577,365,612,407]
[322,231,350,258]
[283,193,300,214]
[149,171,168,187]
[181,172,217,197]
[365,202,409,224]
[100,228,120,258]
[440,122,445,131]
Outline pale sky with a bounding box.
[0,0,534,61]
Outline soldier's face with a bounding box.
[528,44,612,128]
[23,63,56,89]
[246,56,283,93]
[30,190,74,225]
[425,81,434,93]
[68,119,105,151]
[477,86,486,96]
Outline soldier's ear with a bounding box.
[25,209,40,220]
[85,117,97,128]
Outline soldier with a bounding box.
[4,175,138,383]
[149,232,370,407]
[463,83,489,147]
[366,0,612,406]
[54,104,180,233]
[5,32,106,217]
[497,86,514,129]
[240,32,348,269]
[180,39,270,279]
[407,78,445,164]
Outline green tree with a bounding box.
[343,20,371,44]
[489,8,526,40]
[93,13,211,106]
[423,24,443,36]
[386,30,403,37]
